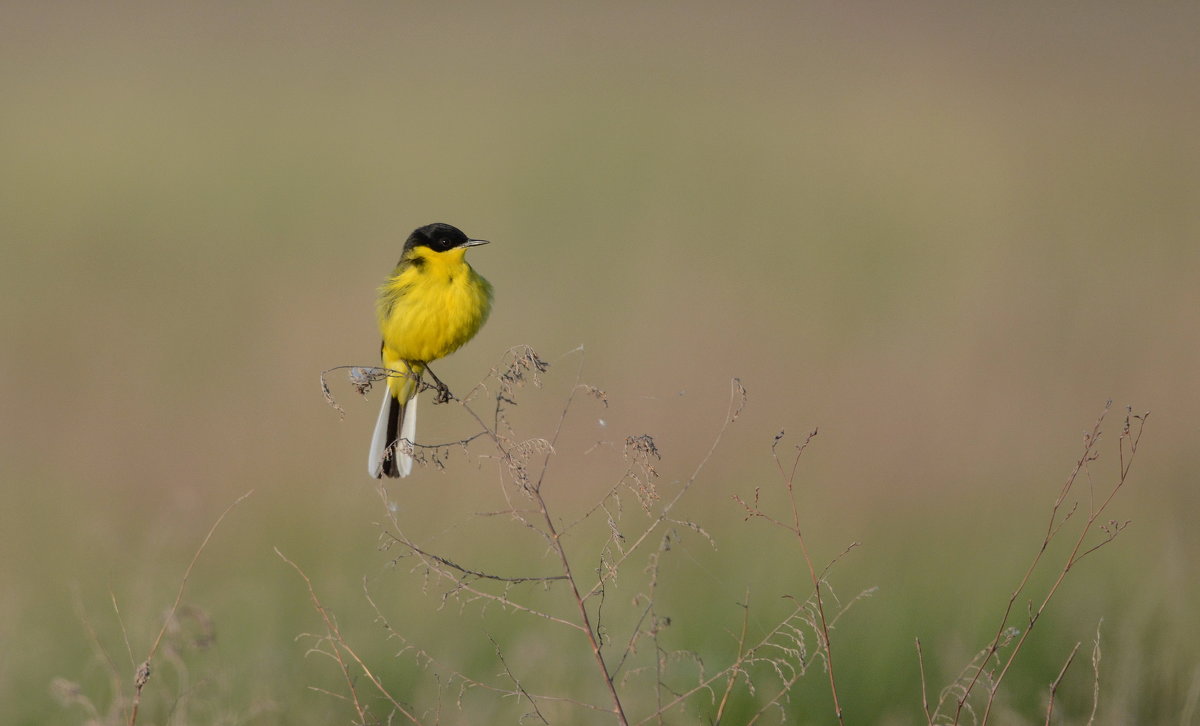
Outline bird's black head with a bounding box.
[405,223,488,253]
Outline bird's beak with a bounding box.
[463,239,490,247]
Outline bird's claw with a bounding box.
[433,380,453,404]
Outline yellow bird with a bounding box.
[368,223,493,478]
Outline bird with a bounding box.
[368,223,493,478]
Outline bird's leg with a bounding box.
[423,364,454,404]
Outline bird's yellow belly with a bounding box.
[378,272,492,365]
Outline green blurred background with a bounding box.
[2,1,1198,723]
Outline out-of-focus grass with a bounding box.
[2,1,1198,724]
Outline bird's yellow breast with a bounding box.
[376,246,493,367]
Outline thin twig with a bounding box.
[360,583,609,716]
[917,638,934,726]
[127,490,253,726]
[277,547,426,726]
[767,427,847,725]
[714,589,752,724]
[450,357,636,725]
[490,635,551,725]
[379,530,568,584]
[975,407,1146,725]
[375,485,585,632]
[1044,642,1081,726]
[71,586,123,713]
[582,379,748,603]
[534,485,631,725]
[938,404,1147,725]
[952,406,1108,723]
[1087,620,1103,726]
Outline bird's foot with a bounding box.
[432,379,453,404]
[423,365,455,404]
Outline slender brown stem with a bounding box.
[916,638,935,726]
[976,409,1145,725]
[277,548,426,725]
[714,590,752,724]
[128,490,253,726]
[769,430,846,725]
[940,405,1147,725]
[1044,642,1081,726]
[537,493,631,725]
[453,351,631,724]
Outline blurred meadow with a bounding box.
[2,1,1199,724]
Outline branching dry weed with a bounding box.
[310,355,1153,724]
[733,427,859,725]
[308,352,871,724]
[55,491,253,726]
[53,355,1154,726]
[919,402,1148,726]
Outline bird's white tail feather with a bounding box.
[398,394,417,477]
[368,390,419,478]
[368,393,392,478]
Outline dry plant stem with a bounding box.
[69,586,124,721]
[110,590,136,672]
[1043,642,1081,726]
[726,434,870,725]
[74,588,123,698]
[375,489,586,631]
[611,598,654,680]
[639,596,811,725]
[611,546,667,724]
[361,582,610,716]
[742,583,874,726]
[1087,621,1102,726]
[916,638,935,726]
[766,429,847,725]
[952,403,1147,726]
[426,352,632,725]
[465,366,744,725]
[378,529,567,584]
[569,378,744,723]
[127,490,252,726]
[582,379,747,603]
[366,359,749,724]
[276,548,368,723]
[489,635,551,725]
[467,379,631,725]
[714,590,753,724]
[533,485,631,726]
[276,547,427,726]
